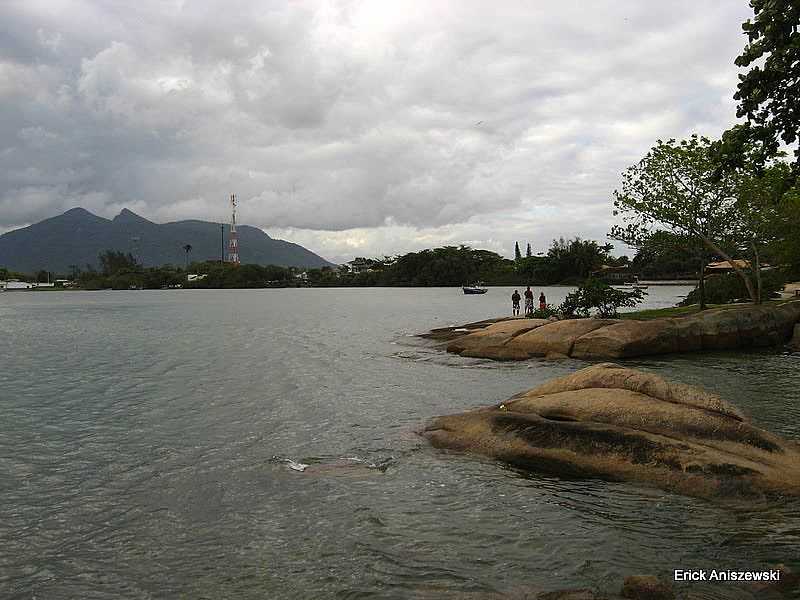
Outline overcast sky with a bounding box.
[1,0,753,263]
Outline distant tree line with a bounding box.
[2,234,712,290]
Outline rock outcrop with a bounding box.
[428,301,800,360]
[789,323,800,352]
[423,364,800,499]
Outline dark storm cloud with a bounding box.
[0,0,752,259]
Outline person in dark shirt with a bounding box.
[511,290,521,316]
[539,291,547,311]
[524,287,534,317]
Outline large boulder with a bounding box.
[506,319,618,357]
[423,364,800,499]
[447,319,550,360]
[571,319,680,359]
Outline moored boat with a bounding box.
[462,283,488,294]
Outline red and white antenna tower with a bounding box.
[227,193,240,265]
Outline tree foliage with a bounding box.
[516,237,613,284]
[629,230,698,279]
[732,0,800,173]
[99,250,139,277]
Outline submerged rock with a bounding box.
[432,301,800,360]
[620,576,673,600]
[423,364,800,499]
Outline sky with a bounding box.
[0,0,754,264]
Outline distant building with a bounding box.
[187,273,208,282]
[4,279,33,290]
[295,271,308,281]
[705,260,771,273]
[591,264,630,282]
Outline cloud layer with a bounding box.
[1,1,752,261]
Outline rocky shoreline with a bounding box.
[422,300,800,360]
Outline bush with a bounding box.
[531,305,558,319]
[559,278,647,318]
[679,270,786,306]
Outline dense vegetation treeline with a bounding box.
[4,221,797,293]
[0,238,670,290]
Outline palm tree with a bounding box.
[183,244,193,270]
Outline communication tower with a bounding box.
[227,194,240,265]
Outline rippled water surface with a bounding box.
[1,287,799,599]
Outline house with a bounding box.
[187,273,208,282]
[294,271,308,281]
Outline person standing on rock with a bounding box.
[539,291,547,311]
[511,290,521,316]
[524,286,534,317]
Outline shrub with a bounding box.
[531,305,558,319]
[559,278,647,318]
[679,270,786,306]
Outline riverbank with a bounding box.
[424,300,800,360]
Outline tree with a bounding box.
[183,244,193,269]
[547,237,613,280]
[514,242,522,261]
[731,1,800,175]
[526,242,532,258]
[612,136,763,305]
[726,161,793,302]
[99,250,139,277]
[774,188,800,278]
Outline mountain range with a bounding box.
[0,208,334,274]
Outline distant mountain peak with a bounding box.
[63,207,95,217]
[113,208,153,225]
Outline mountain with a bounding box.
[0,208,334,273]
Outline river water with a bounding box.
[1,287,798,599]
